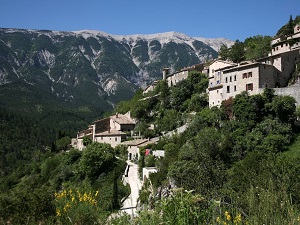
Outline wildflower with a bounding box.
[56,209,61,217]
[216,216,221,223]
[95,190,99,197]
[64,203,71,212]
[225,211,231,221]
[92,199,97,205]
[234,214,242,224]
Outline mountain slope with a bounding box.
[0,28,231,124]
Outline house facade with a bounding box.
[165,64,205,87]
[121,139,149,160]
[121,138,158,160]
[208,24,300,107]
[72,112,135,150]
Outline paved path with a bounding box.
[121,160,143,217]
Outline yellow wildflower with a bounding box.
[95,190,99,197]
[216,216,221,223]
[234,214,242,224]
[56,209,61,217]
[63,203,71,212]
[225,211,231,221]
[233,214,242,224]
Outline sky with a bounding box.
[0,0,299,41]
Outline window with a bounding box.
[243,73,247,79]
[230,76,232,82]
[101,137,103,140]
[225,77,228,83]
[248,72,252,78]
[227,86,230,93]
[246,83,253,91]
[115,137,117,142]
[234,75,236,81]
[234,85,237,92]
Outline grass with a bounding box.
[284,134,300,157]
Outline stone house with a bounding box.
[143,64,205,94]
[121,139,149,160]
[208,24,300,107]
[121,138,158,160]
[165,64,205,87]
[72,112,135,150]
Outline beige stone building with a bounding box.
[121,138,158,160]
[72,112,135,150]
[165,64,204,87]
[143,64,205,95]
[208,24,300,107]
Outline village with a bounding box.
[69,22,300,216]
[72,22,300,155]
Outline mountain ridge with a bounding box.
[0,27,232,122]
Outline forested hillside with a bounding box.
[111,72,300,224]
[0,109,130,224]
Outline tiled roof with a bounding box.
[95,130,125,136]
[121,139,149,146]
[110,114,135,125]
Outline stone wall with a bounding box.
[274,85,300,105]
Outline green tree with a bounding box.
[233,92,256,126]
[79,142,115,181]
[271,95,296,123]
[218,44,230,60]
[83,136,92,147]
[229,40,245,63]
[244,35,272,60]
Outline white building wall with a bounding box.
[110,120,121,131]
[128,145,140,160]
[94,136,122,148]
[208,60,235,78]
[208,86,223,107]
[77,139,84,151]
[166,70,189,87]
[142,167,157,182]
[223,66,260,100]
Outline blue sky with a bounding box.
[0,0,299,41]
